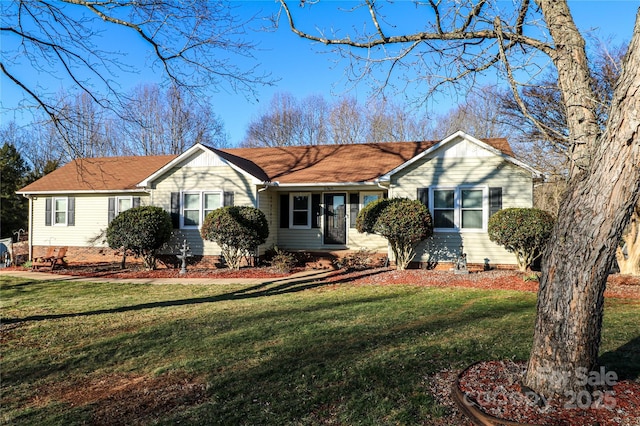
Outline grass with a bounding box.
[1,275,638,425]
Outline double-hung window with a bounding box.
[429,187,489,231]
[108,196,140,223]
[45,196,75,227]
[290,193,311,229]
[53,197,67,225]
[182,191,222,228]
[117,197,132,214]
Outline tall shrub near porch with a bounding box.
[201,206,269,270]
[356,198,432,270]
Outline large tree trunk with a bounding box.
[536,0,601,171]
[524,10,640,397]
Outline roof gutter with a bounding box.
[258,181,279,192]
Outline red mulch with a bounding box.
[321,268,640,300]
[11,263,640,298]
[454,360,640,426]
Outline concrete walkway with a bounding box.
[0,268,336,286]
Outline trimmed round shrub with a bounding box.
[488,207,555,271]
[106,206,172,270]
[356,198,433,270]
[201,206,269,269]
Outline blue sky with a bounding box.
[1,1,637,147]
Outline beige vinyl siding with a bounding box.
[278,228,324,250]
[347,230,388,252]
[30,193,149,247]
[151,154,260,256]
[259,190,277,254]
[390,141,534,266]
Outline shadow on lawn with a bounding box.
[599,334,640,381]
[1,269,389,325]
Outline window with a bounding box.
[290,193,311,228]
[45,197,74,226]
[54,197,67,225]
[429,187,488,231]
[118,197,132,213]
[433,189,455,228]
[461,189,483,229]
[362,192,382,207]
[108,196,140,223]
[350,192,383,228]
[181,191,222,228]
[204,193,221,218]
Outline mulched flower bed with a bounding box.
[453,360,640,426]
[322,268,640,299]
[42,263,293,279]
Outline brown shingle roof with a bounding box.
[18,155,176,193]
[220,138,514,184]
[18,137,515,193]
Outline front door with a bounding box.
[323,193,347,245]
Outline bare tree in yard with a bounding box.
[329,96,366,144]
[242,92,306,147]
[1,0,271,155]
[279,0,640,398]
[430,86,514,140]
[120,84,227,155]
[243,92,430,146]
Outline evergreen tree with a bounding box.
[0,143,29,239]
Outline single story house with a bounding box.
[17,131,541,268]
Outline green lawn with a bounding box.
[1,275,638,425]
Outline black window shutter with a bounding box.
[133,197,141,208]
[67,197,75,226]
[280,194,289,228]
[223,191,234,206]
[489,187,503,217]
[170,192,180,228]
[417,187,429,208]
[312,194,321,228]
[45,198,52,226]
[349,193,359,228]
[108,197,116,223]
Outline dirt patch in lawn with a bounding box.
[31,372,207,426]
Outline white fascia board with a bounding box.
[17,189,149,196]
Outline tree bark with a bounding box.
[524,10,640,397]
[536,0,601,171]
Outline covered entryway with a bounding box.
[323,193,346,245]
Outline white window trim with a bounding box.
[115,196,133,216]
[290,192,312,229]
[430,186,488,232]
[53,196,68,226]
[360,191,383,209]
[180,190,223,229]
